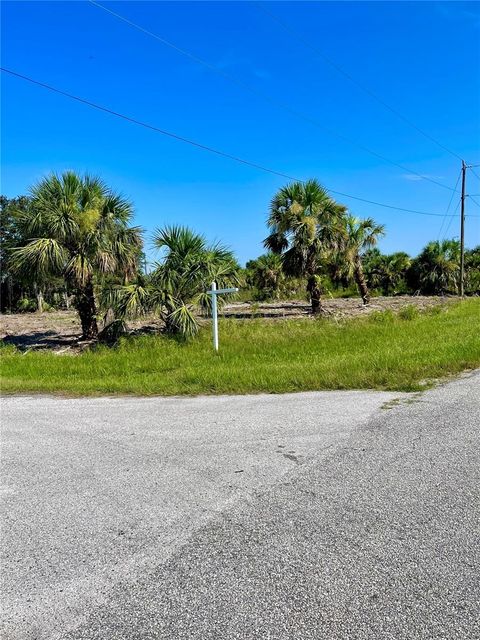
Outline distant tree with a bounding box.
[245,253,285,300]
[0,195,31,312]
[464,246,480,294]
[264,179,345,313]
[338,216,385,304]
[409,239,460,295]
[107,226,239,337]
[364,250,411,296]
[362,248,382,286]
[138,251,149,275]
[11,172,142,339]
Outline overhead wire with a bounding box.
[442,200,461,240]
[437,170,461,239]
[252,1,464,162]
[87,0,458,193]
[468,166,480,181]
[3,67,478,220]
[468,195,480,208]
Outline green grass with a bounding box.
[1,299,479,396]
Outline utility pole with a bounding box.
[460,160,466,297]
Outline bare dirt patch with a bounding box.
[0,296,457,352]
[221,295,456,320]
[0,312,164,353]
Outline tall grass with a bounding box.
[1,299,479,395]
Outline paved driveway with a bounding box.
[1,373,479,639]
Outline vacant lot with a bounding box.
[0,295,459,352]
[1,298,479,395]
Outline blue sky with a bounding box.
[2,1,480,265]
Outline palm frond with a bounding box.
[101,192,134,225]
[153,225,206,257]
[102,282,152,319]
[10,238,68,278]
[264,231,288,254]
[64,254,94,288]
[166,303,199,338]
[104,226,143,278]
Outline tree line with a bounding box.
[246,242,480,303]
[1,173,478,341]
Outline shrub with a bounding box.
[16,297,36,313]
[398,305,419,321]
[370,309,395,323]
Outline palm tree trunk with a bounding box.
[34,283,44,313]
[7,276,13,313]
[307,275,322,314]
[354,257,370,305]
[75,278,98,340]
[64,287,71,310]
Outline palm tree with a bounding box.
[264,179,345,313]
[410,240,460,295]
[465,246,480,294]
[0,195,31,313]
[365,251,411,296]
[107,226,239,337]
[339,215,385,304]
[11,172,142,339]
[245,253,285,300]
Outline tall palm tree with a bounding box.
[107,226,239,337]
[264,179,345,313]
[339,215,385,304]
[11,172,142,339]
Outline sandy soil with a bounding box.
[0,296,457,352]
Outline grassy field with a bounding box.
[1,299,479,396]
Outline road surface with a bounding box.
[1,373,479,639]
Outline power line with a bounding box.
[88,0,458,194]
[437,170,461,240]
[1,68,297,180]
[468,166,480,181]
[253,1,464,163]
[468,195,480,208]
[3,67,477,220]
[442,200,461,240]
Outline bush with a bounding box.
[98,319,127,345]
[370,309,395,323]
[16,297,36,313]
[398,305,419,321]
[425,304,445,316]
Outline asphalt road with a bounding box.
[1,373,479,639]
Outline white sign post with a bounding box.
[208,281,239,351]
